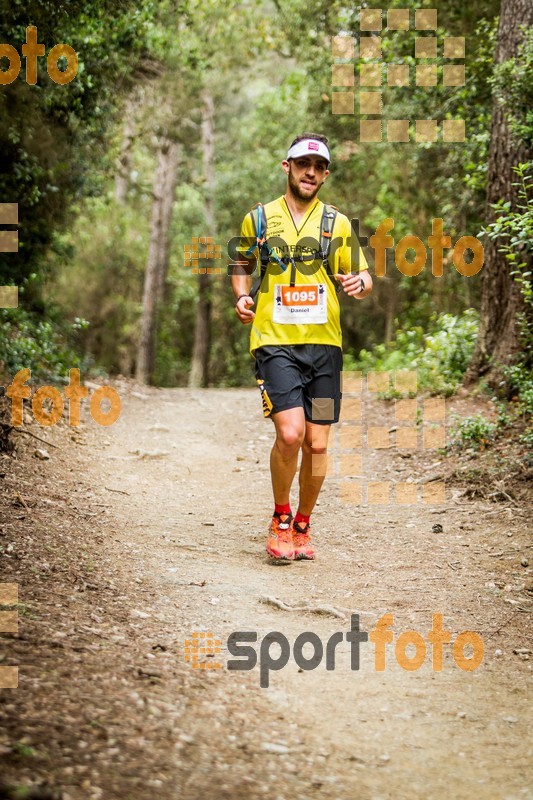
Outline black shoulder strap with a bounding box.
[250,202,341,299]
[320,204,341,292]
[249,203,269,300]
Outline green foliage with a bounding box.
[479,28,533,434]
[216,69,311,235]
[345,309,479,396]
[485,162,533,371]
[0,0,510,390]
[262,0,497,362]
[0,305,87,382]
[485,164,533,271]
[13,741,38,759]
[0,0,156,295]
[449,388,532,451]
[152,187,207,386]
[519,426,533,450]
[51,195,149,376]
[502,364,533,417]
[483,161,532,440]
[497,376,533,449]
[492,26,533,146]
[450,414,497,448]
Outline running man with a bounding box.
[232,132,372,561]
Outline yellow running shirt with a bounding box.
[238,196,368,354]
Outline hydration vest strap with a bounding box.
[320,205,341,293]
[248,202,341,299]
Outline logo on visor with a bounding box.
[308,141,319,150]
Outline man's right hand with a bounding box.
[235,295,255,324]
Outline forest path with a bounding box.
[1,383,531,800]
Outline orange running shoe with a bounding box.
[292,521,316,560]
[266,513,294,561]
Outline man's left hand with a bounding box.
[337,269,372,298]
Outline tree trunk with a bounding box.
[189,90,215,388]
[465,0,533,388]
[115,94,137,205]
[136,136,180,384]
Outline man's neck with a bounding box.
[283,190,320,220]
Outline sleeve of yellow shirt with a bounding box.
[333,213,369,275]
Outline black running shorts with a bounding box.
[254,344,343,425]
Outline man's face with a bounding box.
[283,155,330,201]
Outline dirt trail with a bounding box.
[1,383,532,800]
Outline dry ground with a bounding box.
[0,381,531,800]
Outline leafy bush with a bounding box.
[344,309,479,396]
[0,306,88,383]
[504,363,533,415]
[497,364,533,449]
[519,427,533,450]
[450,414,497,449]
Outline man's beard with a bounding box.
[288,167,322,201]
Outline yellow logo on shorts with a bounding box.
[256,378,273,418]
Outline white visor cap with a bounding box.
[286,138,331,164]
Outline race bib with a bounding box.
[272,284,328,324]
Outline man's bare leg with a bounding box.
[265,407,305,560]
[297,421,331,516]
[270,407,306,504]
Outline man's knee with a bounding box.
[303,438,328,455]
[276,425,305,455]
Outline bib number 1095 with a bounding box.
[281,287,318,306]
[273,283,328,324]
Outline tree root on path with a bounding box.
[259,595,347,620]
